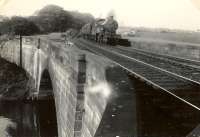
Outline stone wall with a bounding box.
[82,54,114,137]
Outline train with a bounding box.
[79,16,131,46]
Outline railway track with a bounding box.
[118,46,200,68]
[75,39,200,110]
[113,46,200,82]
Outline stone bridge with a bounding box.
[0,36,136,137]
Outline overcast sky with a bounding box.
[1,0,200,30]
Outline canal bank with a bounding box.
[0,57,28,100]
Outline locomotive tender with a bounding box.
[80,16,131,46]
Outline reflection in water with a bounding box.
[0,100,58,137]
[0,117,16,137]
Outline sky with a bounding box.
[0,0,200,30]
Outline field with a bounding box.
[119,27,200,45]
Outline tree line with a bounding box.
[0,5,94,36]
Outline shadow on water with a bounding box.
[36,99,58,137]
[95,66,200,137]
[0,100,58,137]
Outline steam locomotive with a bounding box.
[79,16,131,46]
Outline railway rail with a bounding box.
[113,46,200,82]
[118,46,200,68]
[75,39,200,110]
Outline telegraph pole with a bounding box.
[20,35,22,67]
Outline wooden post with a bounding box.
[38,38,40,49]
[20,35,22,67]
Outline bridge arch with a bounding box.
[37,69,58,137]
[38,69,54,99]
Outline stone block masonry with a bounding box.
[0,36,115,137]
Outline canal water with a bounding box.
[0,100,58,137]
[0,58,58,137]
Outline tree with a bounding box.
[32,5,74,32]
[10,16,40,35]
[0,16,40,35]
[30,5,94,33]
